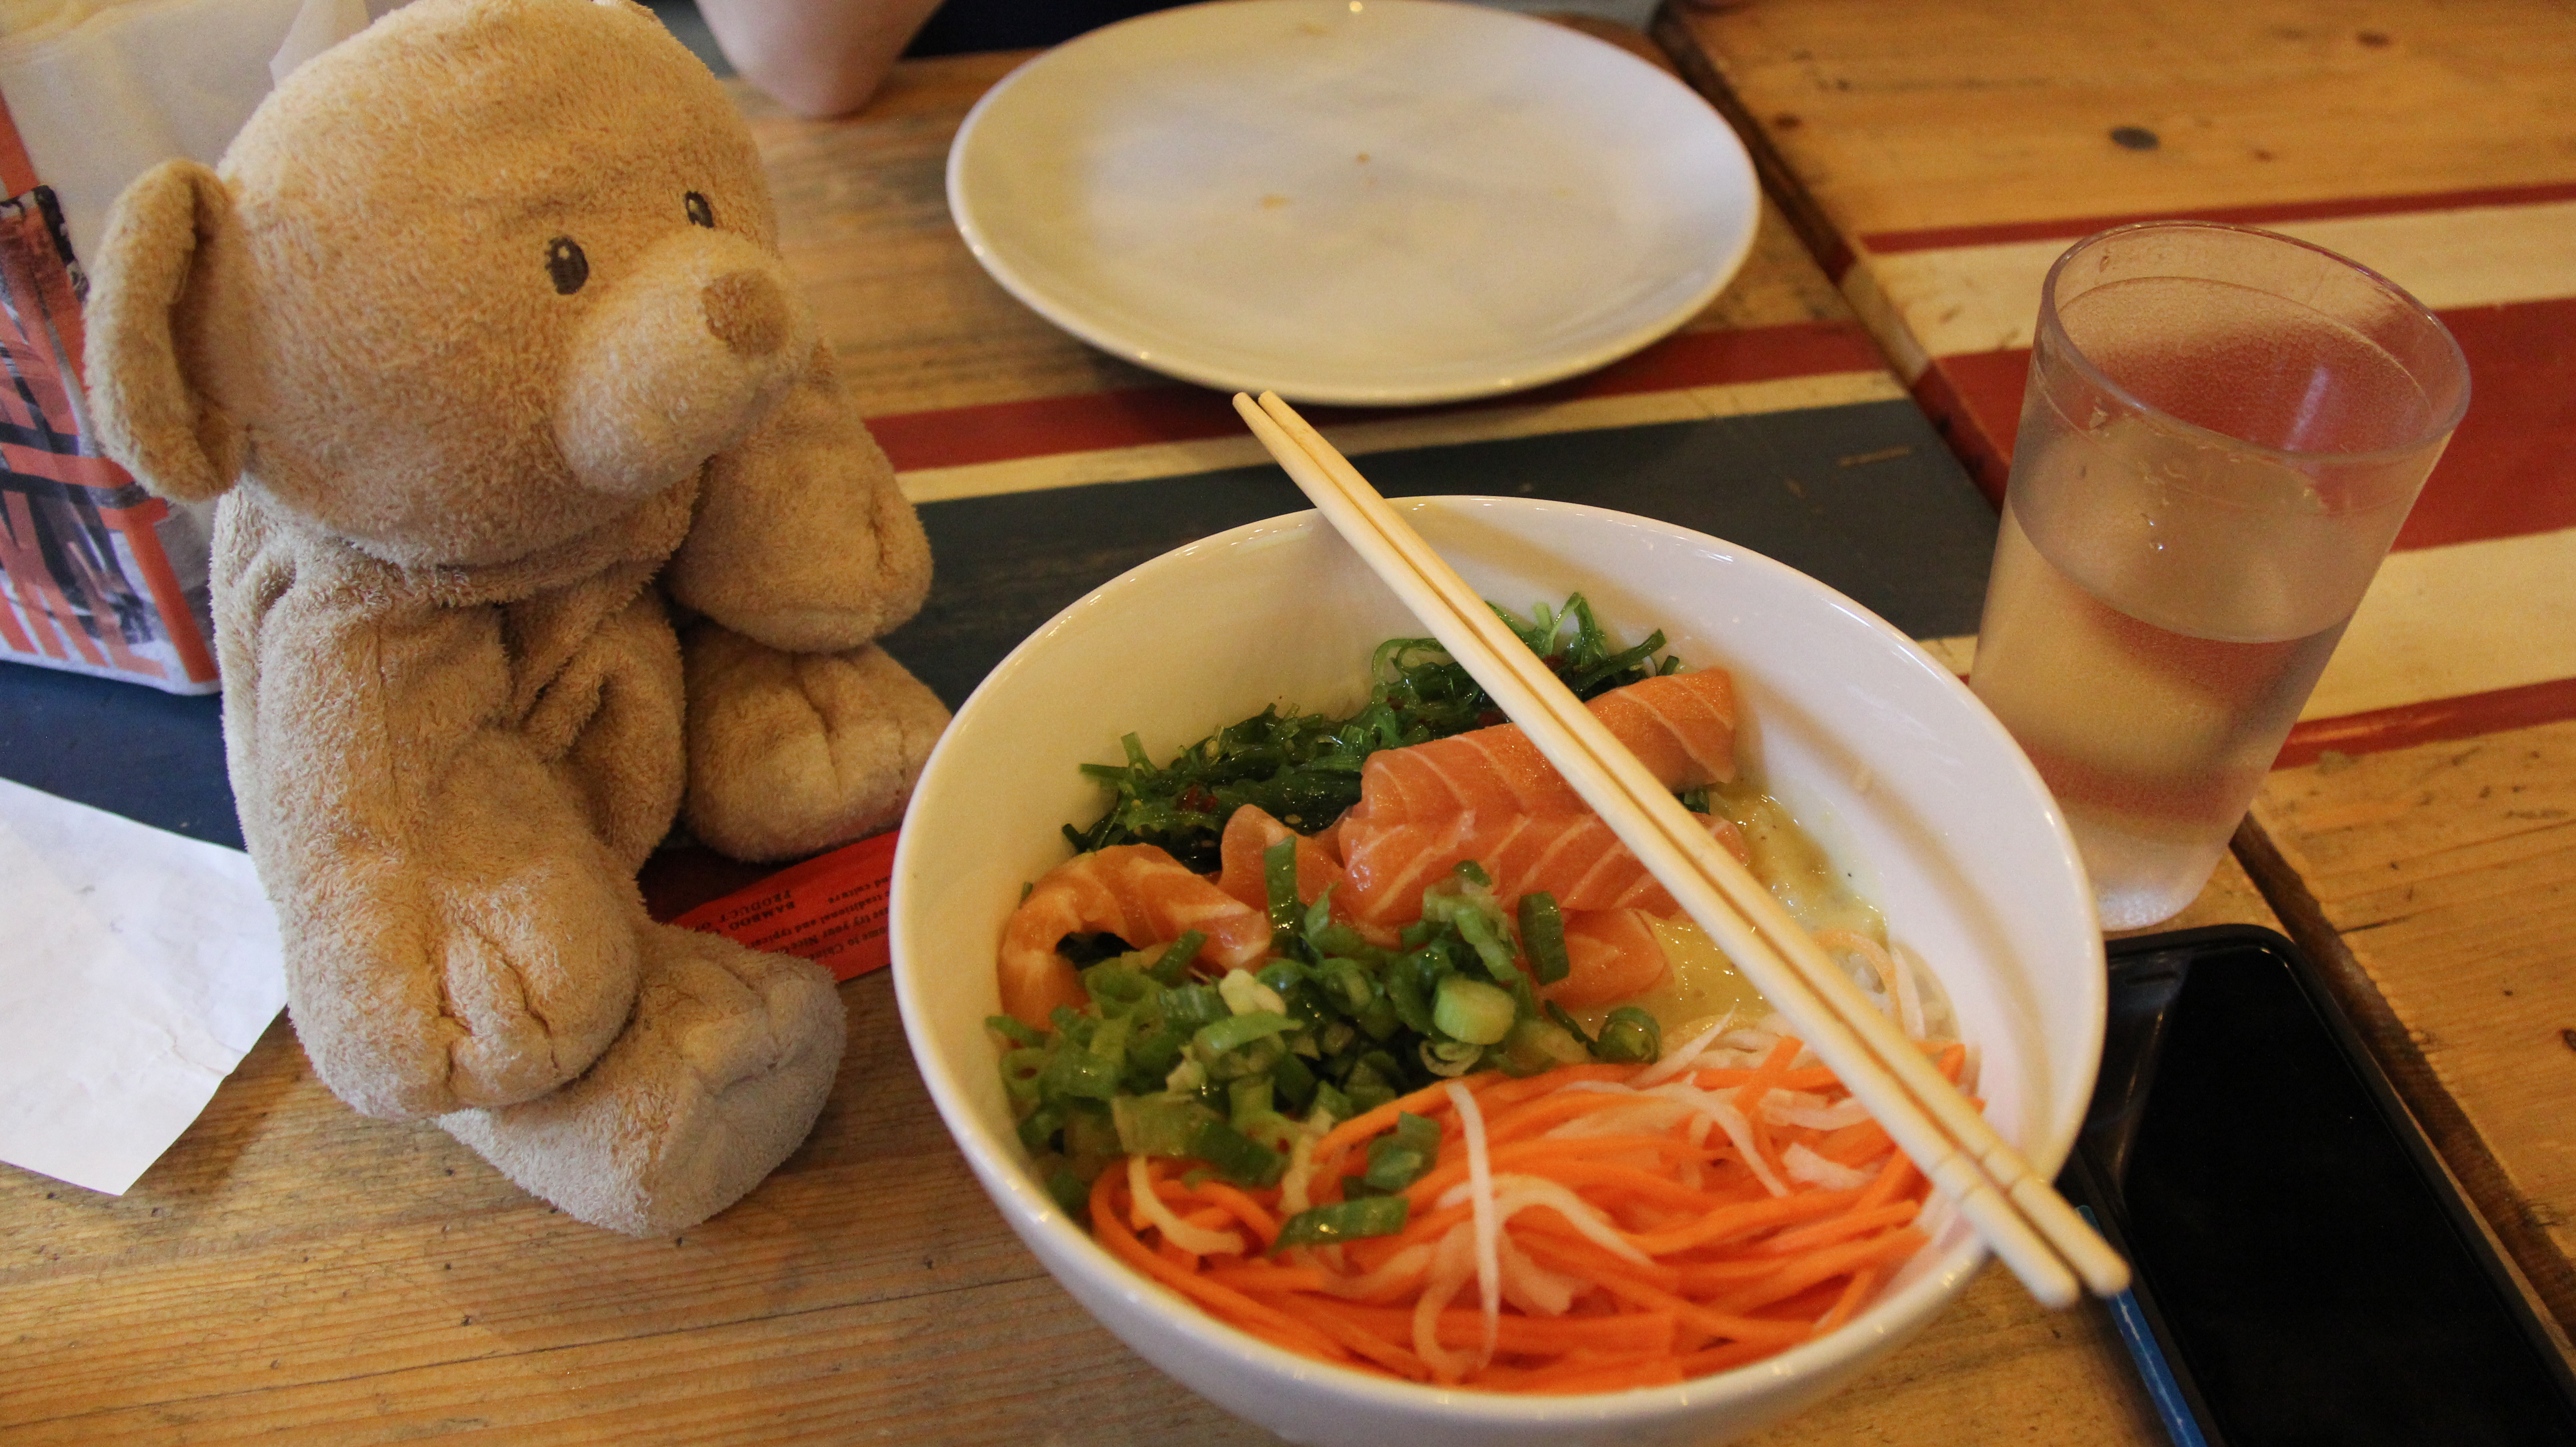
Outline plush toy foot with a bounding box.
[680,624,949,862]
[437,922,845,1236]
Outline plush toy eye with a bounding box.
[685,192,715,229]
[545,236,589,295]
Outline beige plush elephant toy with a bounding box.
[81,0,949,1233]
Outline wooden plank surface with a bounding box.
[1651,0,2576,241]
[1658,0,2576,1345]
[2248,721,2576,1332]
[0,31,2283,1446]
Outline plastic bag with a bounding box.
[0,0,381,691]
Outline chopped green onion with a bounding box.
[1015,1104,1064,1155]
[1498,1016,1591,1076]
[1269,1050,1318,1114]
[1432,974,1516,1045]
[1593,1005,1664,1064]
[1517,891,1570,985]
[1216,969,1287,1018]
[1228,1076,1275,1126]
[986,1014,1046,1049]
[1362,1112,1441,1191]
[1082,963,1156,1017]
[1061,1106,1121,1177]
[1341,1058,1398,1116]
[1450,901,1518,981]
[1043,1164,1090,1218]
[1160,982,1228,1030]
[1263,835,1301,935]
[1421,1038,1484,1077]
[1311,1078,1354,1124]
[1275,1195,1410,1249]
[1145,930,1206,985]
[1113,1092,1217,1157]
[1194,1009,1293,1057]
[1353,995,1402,1043]
[1040,1046,1123,1102]
[1000,1046,1050,1108]
[1191,1117,1286,1187]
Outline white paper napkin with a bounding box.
[0,777,285,1195]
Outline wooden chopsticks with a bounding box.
[1230,389,2128,1310]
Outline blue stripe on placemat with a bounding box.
[883,398,1997,708]
[0,665,237,847]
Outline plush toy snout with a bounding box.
[554,228,818,499]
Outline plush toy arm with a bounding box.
[230,537,648,1121]
[660,341,931,653]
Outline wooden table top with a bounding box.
[1657,0,2576,1348]
[12,21,2509,1447]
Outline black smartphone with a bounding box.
[2059,925,2576,1447]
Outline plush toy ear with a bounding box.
[82,158,244,503]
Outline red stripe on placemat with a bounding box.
[0,92,36,200]
[1914,295,2576,550]
[1860,180,2576,256]
[2410,298,2576,550]
[1907,358,2016,510]
[2278,677,2576,768]
[865,320,1889,473]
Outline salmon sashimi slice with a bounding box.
[1341,668,1737,836]
[998,844,1271,1028]
[1549,908,1674,1008]
[1339,807,1753,926]
[1214,804,1347,914]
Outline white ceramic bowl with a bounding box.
[891,497,2103,1447]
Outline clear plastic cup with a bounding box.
[1968,222,2469,930]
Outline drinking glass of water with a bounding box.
[1968,222,2469,930]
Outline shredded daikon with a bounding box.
[1630,1014,1736,1086]
[1889,940,1929,1041]
[1315,1239,1435,1301]
[1434,1172,1655,1266]
[1277,1109,1334,1216]
[1495,1229,1583,1316]
[1540,1086,1693,1140]
[1412,1225,1481,1379]
[1127,1155,1243,1257]
[1762,1091,1872,1131]
[1706,1098,1789,1197]
[1783,1140,1874,1190]
[1445,1080,1501,1367]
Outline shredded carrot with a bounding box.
[1081,1034,1962,1394]
[1183,1178,1285,1246]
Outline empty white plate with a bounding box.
[946,0,1761,405]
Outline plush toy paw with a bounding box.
[679,624,949,862]
[436,921,846,1236]
[295,842,648,1122]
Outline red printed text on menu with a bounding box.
[672,830,899,981]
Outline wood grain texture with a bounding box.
[1656,0,2576,240]
[2247,722,2576,1340]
